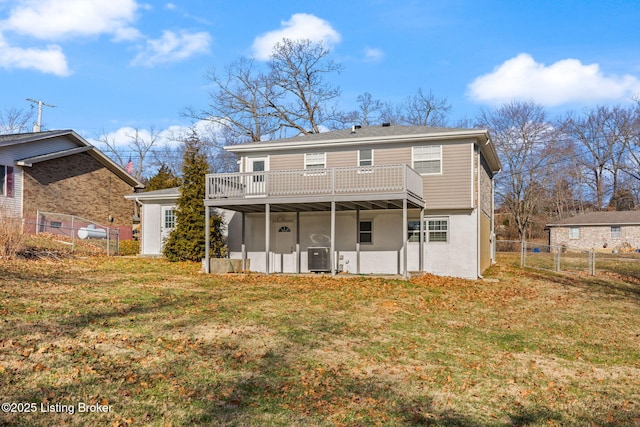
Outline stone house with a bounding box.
[0,130,144,239]
[547,211,640,252]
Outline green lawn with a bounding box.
[0,255,638,426]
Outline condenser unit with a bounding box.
[308,247,330,272]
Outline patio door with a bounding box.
[246,156,268,196]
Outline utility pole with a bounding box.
[26,98,56,132]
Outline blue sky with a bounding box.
[1,0,640,148]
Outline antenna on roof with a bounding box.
[26,98,56,132]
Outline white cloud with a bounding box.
[468,53,640,106]
[252,13,341,60]
[0,0,141,41]
[130,30,211,67]
[0,34,70,76]
[364,47,384,62]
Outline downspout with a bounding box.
[477,146,483,279]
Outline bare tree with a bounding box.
[561,106,630,210]
[353,92,384,126]
[0,107,34,134]
[266,39,343,134]
[97,127,161,181]
[191,57,278,143]
[477,101,558,240]
[402,88,451,127]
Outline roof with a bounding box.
[547,211,640,227]
[0,130,144,189]
[125,186,180,201]
[225,125,502,174]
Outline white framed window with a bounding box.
[164,208,176,230]
[427,218,448,243]
[569,227,580,240]
[304,152,326,170]
[611,226,621,239]
[359,220,373,244]
[358,149,373,167]
[412,145,441,174]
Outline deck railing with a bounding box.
[206,164,424,201]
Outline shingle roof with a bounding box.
[547,211,640,226]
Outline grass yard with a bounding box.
[0,254,639,426]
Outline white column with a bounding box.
[356,207,360,274]
[205,206,210,274]
[419,207,425,272]
[265,204,270,274]
[241,212,246,271]
[330,201,336,276]
[402,199,408,278]
[296,211,300,273]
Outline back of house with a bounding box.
[204,124,501,279]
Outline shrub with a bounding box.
[118,239,140,256]
[0,213,24,259]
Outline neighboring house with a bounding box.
[125,187,179,256]
[201,125,501,279]
[547,211,640,252]
[125,187,237,257]
[0,130,144,239]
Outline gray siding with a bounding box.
[424,142,472,210]
[244,139,475,210]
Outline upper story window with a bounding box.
[304,152,326,170]
[0,165,14,198]
[412,145,441,174]
[358,149,373,167]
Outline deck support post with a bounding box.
[205,206,210,274]
[241,212,246,271]
[356,207,360,274]
[419,207,425,272]
[331,201,336,276]
[402,199,408,278]
[265,203,270,274]
[296,211,300,273]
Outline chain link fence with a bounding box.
[496,240,640,279]
[24,211,120,255]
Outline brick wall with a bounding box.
[550,225,640,251]
[22,152,136,234]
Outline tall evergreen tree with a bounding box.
[163,130,227,261]
[145,164,180,192]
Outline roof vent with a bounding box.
[350,125,362,134]
[382,122,391,127]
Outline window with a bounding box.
[427,218,448,242]
[359,220,373,244]
[304,152,326,169]
[164,209,176,229]
[569,227,580,240]
[412,145,441,174]
[407,220,421,242]
[358,149,373,167]
[611,226,621,239]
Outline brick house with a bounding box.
[0,130,144,239]
[547,211,640,252]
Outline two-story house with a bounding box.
[203,124,501,279]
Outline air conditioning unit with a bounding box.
[308,247,330,272]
